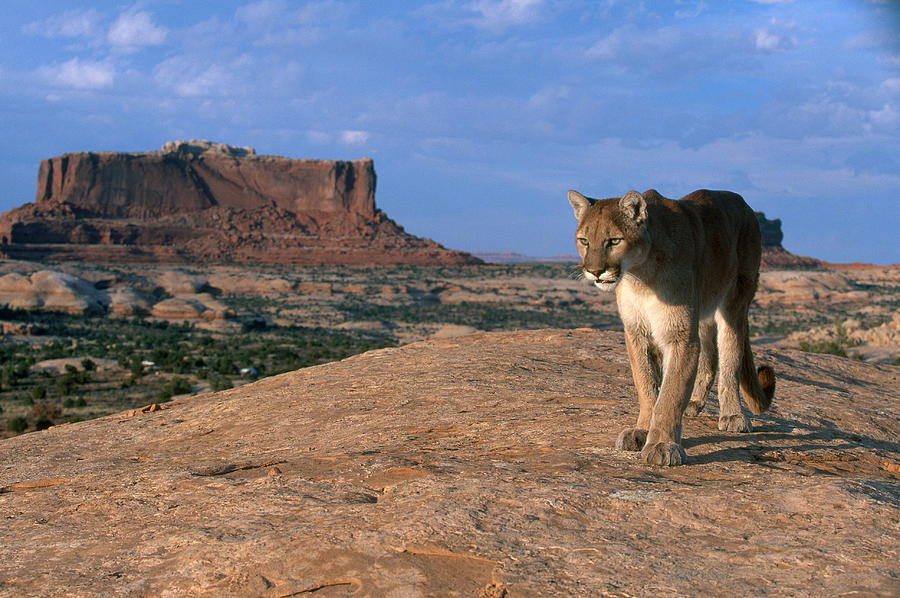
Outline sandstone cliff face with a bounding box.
[0,141,479,266]
[1,329,897,596]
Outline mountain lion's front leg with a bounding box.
[616,326,658,452]
[642,331,700,466]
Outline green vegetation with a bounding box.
[0,303,394,439]
[797,340,848,358]
[7,416,27,434]
[336,299,612,331]
[796,320,860,358]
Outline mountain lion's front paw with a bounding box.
[641,441,686,466]
[615,428,648,451]
[718,413,752,433]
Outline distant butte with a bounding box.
[0,140,481,266]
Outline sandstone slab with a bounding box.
[0,270,108,314]
[0,329,898,596]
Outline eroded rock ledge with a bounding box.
[0,141,480,266]
[1,329,897,596]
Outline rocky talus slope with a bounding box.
[0,140,479,266]
[1,329,898,596]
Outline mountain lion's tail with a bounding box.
[740,336,775,414]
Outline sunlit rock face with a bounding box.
[0,140,480,266]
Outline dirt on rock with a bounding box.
[0,329,897,596]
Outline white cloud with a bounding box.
[869,104,899,129]
[882,78,900,93]
[108,11,167,50]
[307,130,332,144]
[22,8,101,39]
[235,0,350,46]
[235,0,286,25]
[469,0,543,30]
[341,130,370,145]
[38,58,114,89]
[755,28,793,52]
[584,29,621,60]
[418,0,543,32]
[154,55,242,97]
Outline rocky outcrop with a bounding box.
[755,211,783,247]
[0,140,480,266]
[756,270,869,306]
[0,271,108,314]
[1,329,897,596]
[753,212,824,269]
[149,294,233,321]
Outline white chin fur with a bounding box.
[583,270,619,291]
[594,279,618,292]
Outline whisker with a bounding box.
[568,263,585,281]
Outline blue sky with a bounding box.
[1,1,898,264]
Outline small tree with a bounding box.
[130,354,144,379]
[7,417,27,434]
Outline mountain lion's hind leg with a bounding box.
[714,304,752,433]
[685,319,717,417]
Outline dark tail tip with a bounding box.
[757,365,776,402]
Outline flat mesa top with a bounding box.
[56,139,372,164]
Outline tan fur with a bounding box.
[567,188,775,466]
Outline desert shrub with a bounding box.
[212,356,238,375]
[31,385,48,400]
[891,356,900,366]
[168,377,192,395]
[63,397,87,408]
[0,367,12,390]
[210,375,233,392]
[41,341,66,360]
[797,340,848,358]
[81,358,96,371]
[31,403,62,421]
[55,376,76,396]
[130,354,144,379]
[34,417,53,431]
[7,416,27,433]
[156,377,193,402]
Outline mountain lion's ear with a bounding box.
[619,191,647,225]
[567,190,593,222]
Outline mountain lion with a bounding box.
[567,188,775,466]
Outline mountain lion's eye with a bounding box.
[578,237,589,247]
[607,238,622,247]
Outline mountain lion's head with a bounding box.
[567,190,650,292]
